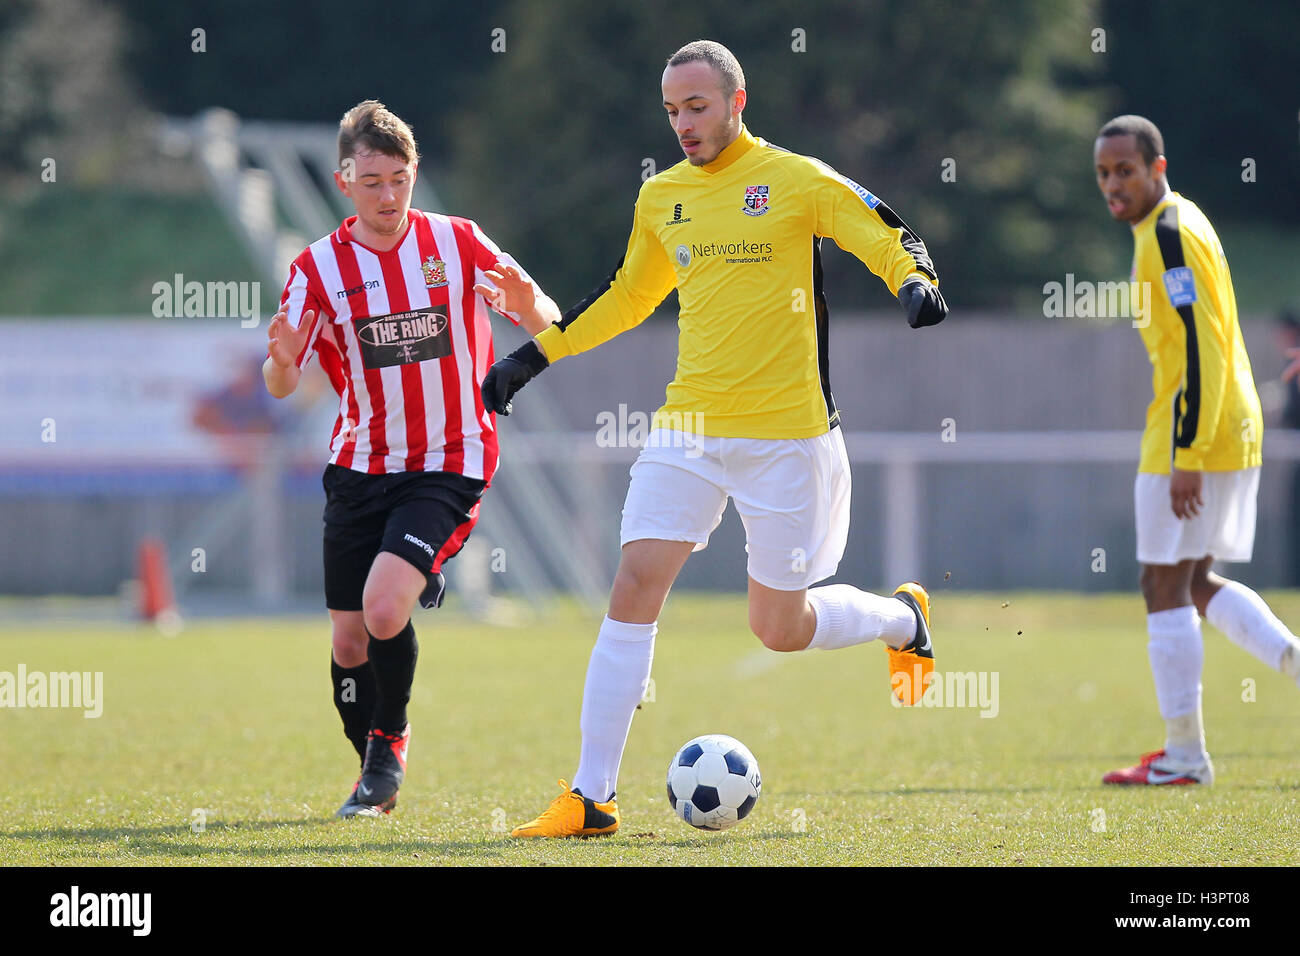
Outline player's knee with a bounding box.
[1139,565,1166,604]
[611,562,672,612]
[749,611,800,652]
[1139,565,1191,612]
[1188,577,1217,616]
[362,593,410,641]
[331,617,368,667]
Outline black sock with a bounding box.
[367,621,418,733]
[331,658,376,762]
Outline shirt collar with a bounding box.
[336,210,415,247]
[698,124,758,174]
[336,216,360,243]
[1131,188,1176,230]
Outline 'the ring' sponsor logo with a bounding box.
[354,307,452,369]
[676,244,691,268]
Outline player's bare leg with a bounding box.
[331,610,369,668]
[751,577,933,705]
[746,580,816,651]
[607,538,697,623]
[512,539,694,838]
[338,553,424,817]
[329,609,372,755]
[1189,556,1300,686]
[363,551,426,640]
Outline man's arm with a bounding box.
[1155,213,1230,475]
[533,204,677,362]
[263,260,326,399]
[809,160,948,328]
[263,307,311,398]
[481,195,677,414]
[473,261,561,336]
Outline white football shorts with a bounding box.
[1134,467,1259,565]
[619,427,851,590]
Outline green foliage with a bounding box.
[0,189,266,314]
[0,0,140,182]
[1099,0,1300,228]
[7,0,1295,314]
[442,0,1119,310]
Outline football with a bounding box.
[666,734,762,830]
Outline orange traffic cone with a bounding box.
[137,538,176,622]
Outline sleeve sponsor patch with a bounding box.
[1162,267,1197,307]
[842,177,881,209]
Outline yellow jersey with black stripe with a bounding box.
[534,125,939,439]
[1132,192,1262,474]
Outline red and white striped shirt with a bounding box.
[279,209,535,481]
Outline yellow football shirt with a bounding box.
[534,125,939,439]
[1131,192,1262,473]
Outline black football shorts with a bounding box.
[322,463,486,612]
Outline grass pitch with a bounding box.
[2,591,1298,866]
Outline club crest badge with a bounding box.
[742,184,770,216]
[422,257,448,289]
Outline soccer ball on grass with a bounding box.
[666,734,761,831]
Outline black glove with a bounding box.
[481,340,550,415]
[898,278,949,329]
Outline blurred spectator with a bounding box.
[192,353,286,469]
[1275,311,1300,427]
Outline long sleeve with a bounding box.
[807,160,939,295]
[535,193,677,362]
[1153,207,1229,470]
[279,256,330,370]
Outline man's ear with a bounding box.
[1152,155,1168,177]
[733,88,747,117]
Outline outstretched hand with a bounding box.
[474,262,536,316]
[268,307,312,368]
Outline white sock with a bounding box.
[806,584,916,650]
[1146,605,1207,766]
[571,616,656,803]
[1204,580,1300,675]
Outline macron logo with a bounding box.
[403,533,436,558]
[50,886,151,936]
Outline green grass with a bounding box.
[2,592,1298,866]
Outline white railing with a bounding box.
[505,429,1300,588]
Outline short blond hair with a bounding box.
[337,100,419,167]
